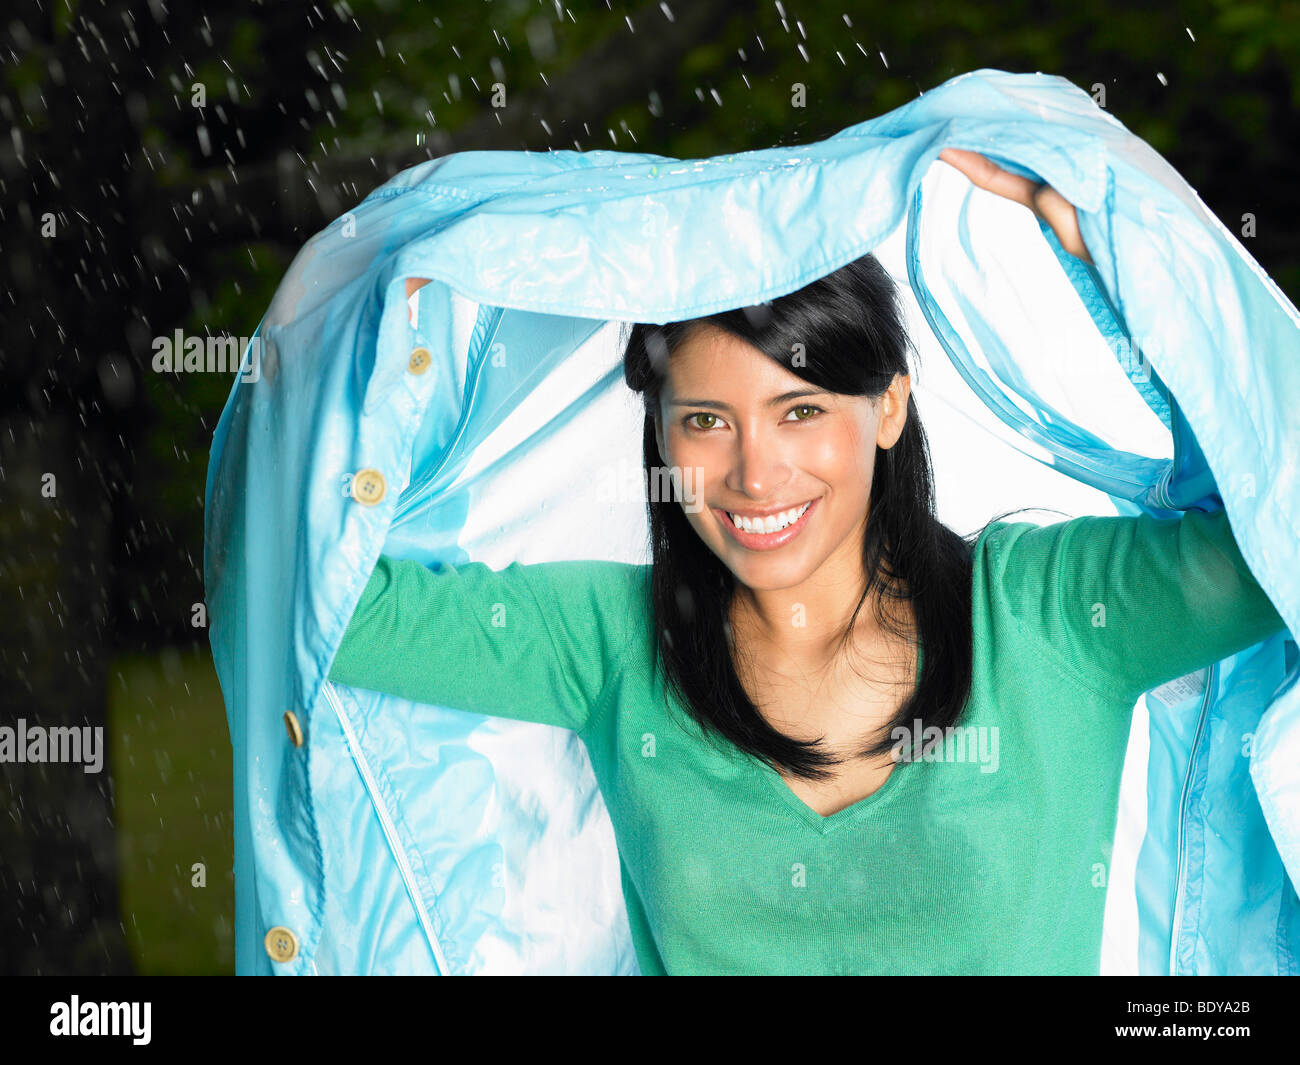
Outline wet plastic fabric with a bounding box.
[204,68,1300,975]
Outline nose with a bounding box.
[726,423,792,499]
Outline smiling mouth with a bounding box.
[722,500,813,534]
[713,498,820,551]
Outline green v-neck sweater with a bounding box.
[327,508,1288,975]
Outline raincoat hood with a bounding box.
[204,67,1299,975]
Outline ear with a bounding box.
[876,373,911,449]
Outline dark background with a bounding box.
[1,0,1296,974]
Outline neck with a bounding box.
[730,524,883,663]
[731,573,871,667]
[727,521,916,676]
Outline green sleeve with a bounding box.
[327,554,651,735]
[989,507,1289,704]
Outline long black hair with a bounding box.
[622,252,989,782]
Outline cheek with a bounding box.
[802,420,874,481]
[660,428,711,494]
[660,423,689,467]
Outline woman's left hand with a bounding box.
[938,147,1093,265]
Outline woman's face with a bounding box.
[653,322,910,592]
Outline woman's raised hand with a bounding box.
[938,147,1093,265]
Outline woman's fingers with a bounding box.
[938,147,1093,265]
[1032,184,1094,264]
[938,147,1040,212]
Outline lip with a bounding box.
[721,499,815,519]
[714,498,819,551]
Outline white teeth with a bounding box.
[727,501,811,535]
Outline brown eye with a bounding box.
[789,404,824,421]
[687,412,718,430]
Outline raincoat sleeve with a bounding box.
[991,507,1289,705]
[327,554,650,735]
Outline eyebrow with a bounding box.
[669,389,827,410]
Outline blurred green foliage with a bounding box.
[110,646,233,974]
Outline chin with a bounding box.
[722,548,818,591]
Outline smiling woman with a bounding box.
[623,255,979,787]
[215,69,1300,976]
[329,250,1286,974]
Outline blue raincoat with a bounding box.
[204,68,1300,975]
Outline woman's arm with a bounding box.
[989,507,1289,704]
[939,151,1288,691]
[327,554,650,735]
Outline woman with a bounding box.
[328,149,1286,974]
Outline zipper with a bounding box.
[1166,660,1216,975]
[1149,377,1216,973]
[391,305,504,522]
[321,679,450,974]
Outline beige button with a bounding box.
[408,346,431,375]
[350,468,386,505]
[265,926,299,963]
[283,710,304,748]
